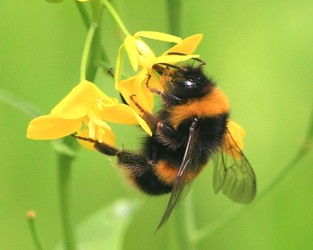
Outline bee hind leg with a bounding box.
[72,135,119,156]
[116,150,172,195]
[72,135,172,195]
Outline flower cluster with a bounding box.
[117,32,203,113]
[26,80,151,148]
[26,31,246,155]
[26,32,204,147]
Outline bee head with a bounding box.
[153,64,214,101]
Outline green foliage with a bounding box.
[0,0,312,250]
[55,199,140,250]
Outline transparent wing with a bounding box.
[156,120,199,230]
[213,129,256,204]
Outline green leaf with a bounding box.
[55,199,141,250]
[46,0,64,3]
[0,88,79,158]
[0,88,42,118]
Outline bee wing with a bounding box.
[156,120,199,230]
[213,129,256,204]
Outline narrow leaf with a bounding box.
[0,88,42,118]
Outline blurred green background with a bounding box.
[1,0,313,249]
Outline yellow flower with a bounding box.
[114,31,185,89]
[27,80,151,149]
[118,34,203,113]
[224,120,246,159]
[123,31,185,71]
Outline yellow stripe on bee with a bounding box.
[155,160,205,185]
[169,88,229,129]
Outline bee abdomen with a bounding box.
[117,151,172,195]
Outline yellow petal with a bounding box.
[135,31,182,44]
[114,44,125,90]
[101,128,115,146]
[124,36,139,71]
[135,114,152,136]
[105,104,152,135]
[118,76,136,105]
[148,74,164,90]
[119,72,153,113]
[52,80,99,119]
[27,114,81,140]
[134,71,154,112]
[154,54,199,65]
[165,34,203,55]
[134,39,155,59]
[116,76,153,135]
[100,103,142,124]
[138,77,154,111]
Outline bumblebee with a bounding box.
[75,57,256,229]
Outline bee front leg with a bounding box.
[155,117,198,149]
[145,74,182,105]
[130,95,159,133]
[155,122,182,149]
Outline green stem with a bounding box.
[183,191,197,250]
[80,22,98,81]
[167,214,180,250]
[75,1,91,30]
[101,0,131,37]
[27,211,46,250]
[58,153,77,250]
[166,0,183,36]
[76,1,112,81]
[79,1,104,82]
[194,107,313,242]
[167,205,186,250]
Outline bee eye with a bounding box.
[171,79,196,89]
[182,80,196,88]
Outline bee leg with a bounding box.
[156,117,198,150]
[165,52,206,68]
[94,141,119,156]
[73,134,171,194]
[73,136,172,195]
[130,94,159,132]
[72,135,119,156]
[153,63,186,72]
[145,74,182,105]
[116,150,173,195]
[155,122,182,149]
